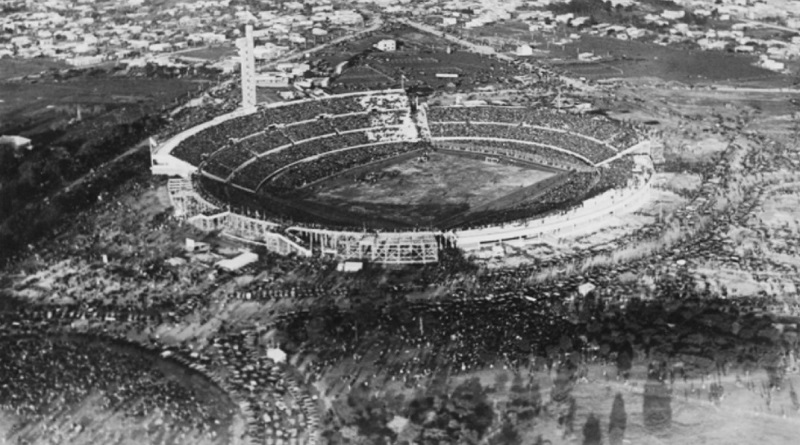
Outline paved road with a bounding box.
[742,19,800,35]
[705,85,800,94]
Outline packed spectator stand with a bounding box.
[230,131,390,191]
[427,106,637,147]
[155,89,651,252]
[436,139,590,171]
[169,91,411,168]
[426,105,642,165]
[268,142,431,193]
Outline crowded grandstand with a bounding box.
[152,89,652,263]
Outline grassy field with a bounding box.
[309,151,554,227]
[0,78,199,116]
[177,45,237,61]
[553,36,789,85]
[0,78,201,136]
[316,24,457,67]
[0,58,68,81]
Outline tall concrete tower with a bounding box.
[237,25,257,109]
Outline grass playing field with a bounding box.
[307,151,555,227]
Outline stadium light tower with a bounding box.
[237,25,257,110]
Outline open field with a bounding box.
[0,58,68,81]
[177,45,237,61]
[0,78,201,137]
[0,78,200,118]
[417,363,800,445]
[309,151,555,226]
[552,36,789,86]
[316,24,457,67]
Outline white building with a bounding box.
[276,62,309,76]
[662,10,685,20]
[374,39,396,52]
[256,72,290,88]
[555,13,574,24]
[0,135,32,150]
[329,10,363,26]
[68,55,104,66]
[759,56,785,72]
[516,44,533,56]
[254,42,289,60]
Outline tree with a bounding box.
[643,379,672,432]
[616,342,633,380]
[508,374,539,420]
[450,377,495,438]
[608,393,626,445]
[552,362,577,403]
[558,396,577,438]
[409,377,495,444]
[495,371,510,393]
[582,413,602,445]
[492,420,522,445]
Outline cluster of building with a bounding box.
[0,0,365,71]
[4,0,800,81]
[413,0,800,73]
[675,0,800,22]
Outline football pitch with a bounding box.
[307,151,556,227]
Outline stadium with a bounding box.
[152,88,654,264]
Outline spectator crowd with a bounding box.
[268,142,431,193]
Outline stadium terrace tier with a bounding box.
[153,90,653,264]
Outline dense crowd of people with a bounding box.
[267,142,430,193]
[278,292,577,392]
[232,132,374,191]
[0,332,234,443]
[195,138,641,233]
[437,140,587,171]
[171,92,407,166]
[429,121,617,164]
[0,296,320,445]
[283,119,338,142]
[427,105,639,148]
[4,121,800,444]
[349,47,534,91]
